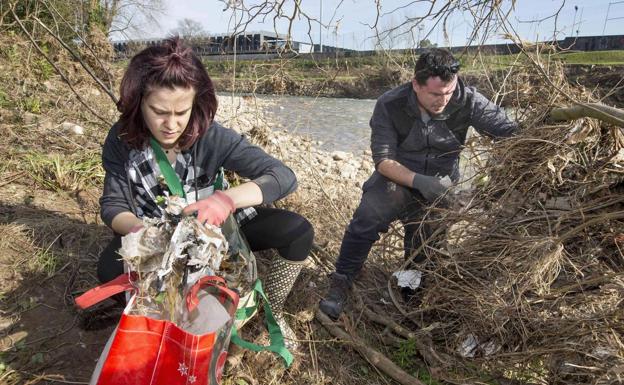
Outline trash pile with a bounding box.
[116,196,255,325]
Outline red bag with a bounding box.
[76,274,239,385]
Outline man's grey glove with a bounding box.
[411,173,453,202]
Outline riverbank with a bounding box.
[209,56,624,104]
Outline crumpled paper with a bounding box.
[392,270,423,290]
[119,217,228,288]
[117,204,229,322]
[158,217,227,286]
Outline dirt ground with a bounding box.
[0,180,409,385]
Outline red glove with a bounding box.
[183,190,235,226]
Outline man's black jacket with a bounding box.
[370,78,517,180]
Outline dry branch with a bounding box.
[315,309,426,385]
[550,103,624,127]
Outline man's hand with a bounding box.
[411,173,452,202]
[182,190,235,226]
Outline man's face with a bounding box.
[412,76,457,115]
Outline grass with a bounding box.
[392,338,443,385]
[34,58,54,81]
[552,50,624,65]
[113,49,624,74]
[113,50,624,88]
[32,248,59,277]
[0,88,10,108]
[25,151,104,193]
[21,96,41,114]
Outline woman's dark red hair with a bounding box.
[116,37,217,149]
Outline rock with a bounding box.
[238,117,250,127]
[318,157,330,166]
[23,112,39,125]
[88,88,101,97]
[332,151,349,161]
[61,121,85,136]
[42,81,55,91]
[338,163,358,179]
[39,120,53,130]
[0,108,11,120]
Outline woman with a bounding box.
[97,37,313,349]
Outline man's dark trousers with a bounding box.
[335,171,429,281]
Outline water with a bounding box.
[257,94,377,153]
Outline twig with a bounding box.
[20,370,88,384]
[0,171,25,188]
[315,309,426,385]
[354,299,450,368]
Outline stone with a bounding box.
[42,81,55,91]
[332,151,349,161]
[23,112,39,125]
[61,121,85,136]
[338,163,358,179]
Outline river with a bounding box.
[256,94,377,153]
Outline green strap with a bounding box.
[150,137,185,198]
[214,167,225,191]
[230,279,294,367]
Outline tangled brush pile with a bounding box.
[410,64,624,384]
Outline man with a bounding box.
[319,48,517,320]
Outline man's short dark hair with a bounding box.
[414,48,460,85]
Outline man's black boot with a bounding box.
[319,272,352,320]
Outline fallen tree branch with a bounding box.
[355,301,450,368]
[550,103,624,127]
[315,309,426,385]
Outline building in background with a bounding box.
[112,30,348,58]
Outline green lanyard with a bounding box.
[150,137,186,199]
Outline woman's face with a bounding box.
[141,85,196,149]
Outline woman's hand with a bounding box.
[111,212,144,235]
[182,190,235,226]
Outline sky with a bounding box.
[126,0,624,50]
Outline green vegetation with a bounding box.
[21,96,41,114]
[34,58,54,81]
[1,41,20,63]
[202,53,414,80]
[197,50,624,82]
[392,338,442,385]
[0,88,10,108]
[25,151,104,192]
[552,49,624,65]
[33,248,59,277]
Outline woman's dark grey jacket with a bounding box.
[99,122,297,228]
